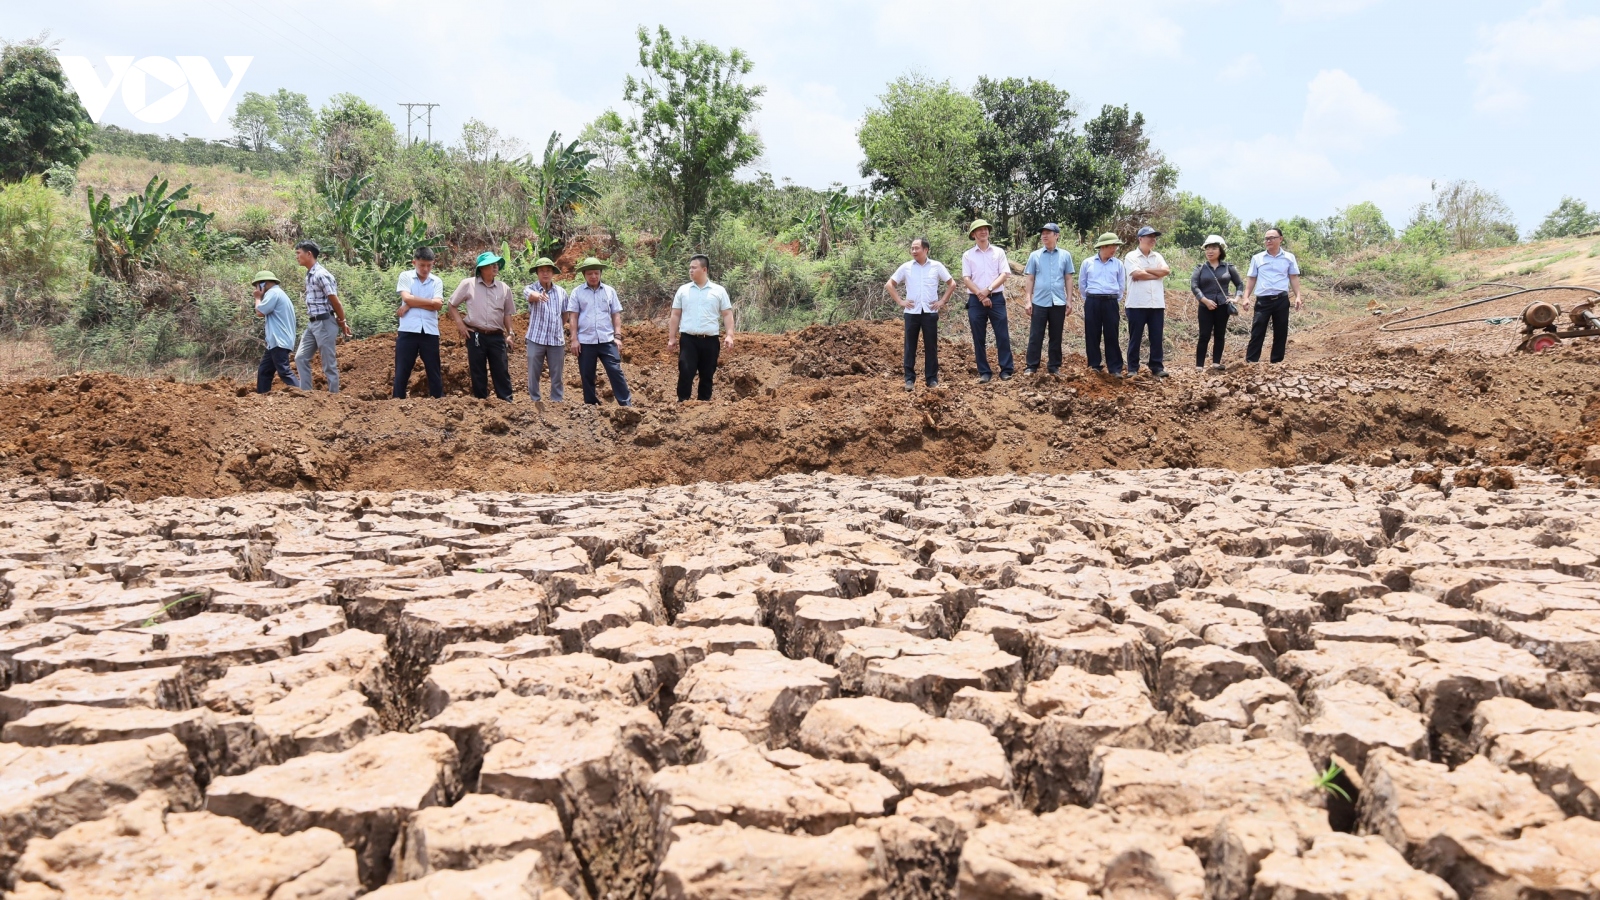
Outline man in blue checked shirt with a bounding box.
[1078,233,1128,376]
[291,240,350,392]
[564,257,633,407]
[523,257,568,402]
[1022,223,1075,376]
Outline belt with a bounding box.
[469,328,504,336]
[309,312,332,322]
[1085,293,1119,300]
[681,332,719,338]
[1257,292,1288,300]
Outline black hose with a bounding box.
[1379,284,1600,332]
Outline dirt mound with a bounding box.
[0,319,1597,501]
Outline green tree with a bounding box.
[1427,179,1518,250]
[1532,196,1600,241]
[579,110,630,174]
[622,25,765,234]
[1169,192,1242,250]
[971,76,1076,242]
[1086,104,1178,234]
[1328,201,1394,253]
[859,73,983,212]
[0,35,93,182]
[230,91,279,152]
[315,93,397,181]
[269,89,315,157]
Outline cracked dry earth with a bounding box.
[2,466,1600,900]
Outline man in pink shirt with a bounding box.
[960,219,1014,383]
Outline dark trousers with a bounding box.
[1126,307,1166,373]
[579,341,632,406]
[1082,294,1124,374]
[1025,304,1066,372]
[966,293,1013,377]
[256,346,297,393]
[903,313,939,383]
[393,331,442,398]
[1246,293,1291,363]
[1196,303,1231,366]
[466,331,513,401]
[677,334,721,401]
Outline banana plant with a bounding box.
[321,173,373,264]
[349,197,431,269]
[517,132,599,259]
[86,176,210,281]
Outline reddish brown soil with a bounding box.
[2,317,1599,501]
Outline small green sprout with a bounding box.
[141,594,200,629]
[1314,762,1352,802]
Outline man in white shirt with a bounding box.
[667,254,735,401]
[886,237,957,390]
[1243,227,1303,364]
[1124,226,1172,378]
[393,246,444,398]
[960,219,1014,383]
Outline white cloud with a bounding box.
[1469,0,1600,113]
[1297,69,1400,152]
[753,82,863,186]
[1217,53,1261,85]
[1175,70,1412,220]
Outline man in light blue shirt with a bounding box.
[1077,233,1127,376]
[393,246,444,399]
[564,257,633,406]
[251,270,298,393]
[1243,227,1303,364]
[668,254,735,401]
[1022,223,1076,375]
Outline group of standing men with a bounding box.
[250,242,735,405]
[250,221,1305,403]
[889,220,1304,389]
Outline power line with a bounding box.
[215,0,397,108]
[399,102,440,145]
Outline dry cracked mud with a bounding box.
[3,465,1600,900]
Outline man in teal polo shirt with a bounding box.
[666,254,735,401]
[1022,223,1076,375]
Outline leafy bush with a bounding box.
[0,175,82,327]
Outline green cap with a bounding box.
[1094,232,1122,248]
[531,257,557,271]
[576,256,610,272]
[474,250,506,271]
[968,219,993,237]
[251,270,280,286]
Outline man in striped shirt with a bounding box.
[523,257,568,402]
[292,241,350,392]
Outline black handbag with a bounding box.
[1205,264,1240,316]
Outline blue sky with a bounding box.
[19,0,1600,234]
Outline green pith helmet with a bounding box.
[531,257,557,271]
[968,218,993,237]
[1094,232,1122,248]
[474,250,506,272]
[251,270,280,286]
[576,256,610,272]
